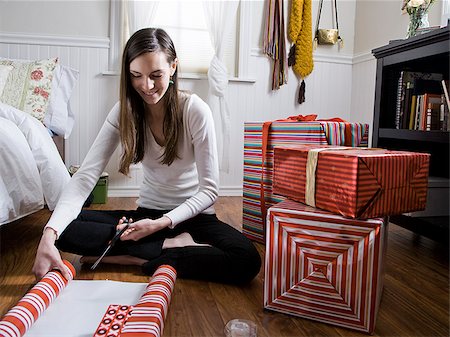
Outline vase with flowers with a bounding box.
[402,0,436,38]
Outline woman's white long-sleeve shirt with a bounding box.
[45,93,219,237]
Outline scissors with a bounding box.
[91,219,130,270]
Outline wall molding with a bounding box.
[352,51,375,65]
[251,47,374,66]
[0,32,110,49]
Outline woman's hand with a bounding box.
[117,216,171,241]
[32,228,71,281]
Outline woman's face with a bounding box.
[129,51,177,107]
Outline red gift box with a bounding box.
[273,145,430,219]
[264,199,387,334]
[243,120,369,242]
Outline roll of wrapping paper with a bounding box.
[93,264,177,337]
[0,260,75,337]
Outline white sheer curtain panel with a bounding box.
[203,1,239,173]
[122,1,160,48]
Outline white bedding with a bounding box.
[0,102,70,225]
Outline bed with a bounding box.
[0,57,78,225]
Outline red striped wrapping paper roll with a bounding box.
[0,260,75,337]
[93,264,177,337]
[121,264,176,337]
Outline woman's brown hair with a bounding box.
[119,28,181,175]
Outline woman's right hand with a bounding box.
[32,228,71,281]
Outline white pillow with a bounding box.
[0,64,13,96]
[44,64,79,138]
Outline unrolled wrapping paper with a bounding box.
[93,264,177,337]
[0,260,76,337]
[0,264,177,337]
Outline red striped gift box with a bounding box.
[273,145,430,219]
[243,121,369,242]
[264,199,387,334]
[0,260,75,337]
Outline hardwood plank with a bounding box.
[0,197,448,337]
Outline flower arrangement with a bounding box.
[402,0,436,37]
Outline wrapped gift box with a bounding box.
[243,121,369,242]
[273,145,430,219]
[264,199,387,334]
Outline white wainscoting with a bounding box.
[0,33,376,197]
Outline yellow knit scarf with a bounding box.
[289,0,313,79]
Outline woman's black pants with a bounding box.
[56,208,261,284]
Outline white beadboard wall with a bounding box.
[0,34,376,197]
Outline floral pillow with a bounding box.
[0,58,58,123]
[0,64,13,96]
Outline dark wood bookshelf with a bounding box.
[372,25,450,241]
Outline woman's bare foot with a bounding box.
[162,232,211,249]
[80,255,148,266]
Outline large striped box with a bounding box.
[273,145,430,219]
[243,121,369,242]
[264,199,387,334]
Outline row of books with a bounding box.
[395,71,450,131]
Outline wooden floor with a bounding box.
[1,197,448,337]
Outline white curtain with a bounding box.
[203,1,239,173]
[122,0,160,48]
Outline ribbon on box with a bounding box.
[0,260,76,337]
[93,265,177,337]
[259,115,368,227]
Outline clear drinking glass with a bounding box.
[224,319,257,337]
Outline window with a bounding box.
[108,0,253,80]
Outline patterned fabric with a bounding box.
[242,121,369,243]
[264,199,387,333]
[0,260,75,337]
[0,65,13,96]
[93,265,177,337]
[263,0,288,90]
[0,58,58,123]
[273,145,430,219]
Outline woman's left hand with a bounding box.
[119,216,172,241]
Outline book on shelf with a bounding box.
[412,93,443,131]
[441,80,450,131]
[395,71,445,131]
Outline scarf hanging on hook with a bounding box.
[263,0,288,90]
[288,0,314,104]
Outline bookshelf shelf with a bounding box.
[372,25,449,228]
[378,128,450,143]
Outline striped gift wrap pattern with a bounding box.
[117,264,176,337]
[273,145,430,219]
[0,260,76,337]
[243,121,369,242]
[264,200,387,334]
